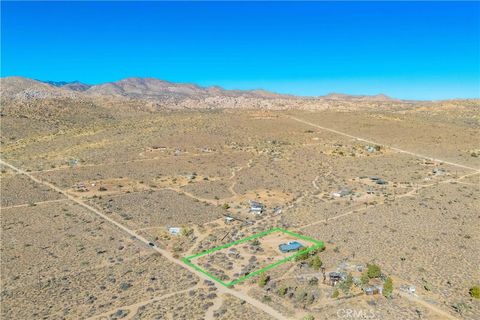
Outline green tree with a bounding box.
[383,277,393,298]
[295,249,309,262]
[340,273,353,294]
[258,273,270,287]
[181,226,193,237]
[366,263,381,278]
[332,289,340,298]
[309,256,323,270]
[303,314,315,320]
[469,286,480,299]
[361,272,370,285]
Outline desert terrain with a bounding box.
[1,77,479,319]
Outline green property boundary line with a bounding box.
[182,227,324,287]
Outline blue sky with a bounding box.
[2,1,479,100]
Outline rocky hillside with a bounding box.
[1,76,398,102]
[2,76,477,119]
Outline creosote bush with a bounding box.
[469,286,480,299]
[258,273,270,287]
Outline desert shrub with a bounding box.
[383,277,393,298]
[308,277,319,286]
[262,295,272,302]
[119,282,132,291]
[99,186,108,191]
[258,273,270,287]
[222,203,230,209]
[452,302,470,315]
[469,286,480,299]
[251,239,260,246]
[366,263,381,278]
[303,315,315,320]
[181,227,193,237]
[361,272,370,285]
[309,256,322,270]
[278,286,288,296]
[295,290,307,303]
[332,289,339,298]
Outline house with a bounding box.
[249,201,264,214]
[150,145,167,151]
[432,168,446,175]
[273,207,282,215]
[376,179,388,185]
[364,287,376,295]
[279,241,304,253]
[328,272,346,286]
[400,285,416,295]
[74,182,88,192]
[365,145,376,153]
[187,172,197,180]
[332,188,352,198]
[364,278,384,295]
[168,227,181,236]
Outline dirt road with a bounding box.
[288,116,479,172]
[0,159,289,320]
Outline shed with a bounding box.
[168,227,181,236]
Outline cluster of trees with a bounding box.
[360,263,393,298]
[294,246,325,270]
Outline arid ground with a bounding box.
[1,77,479,320]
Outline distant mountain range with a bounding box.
[24,77,295,100]
[2,76,399,102]
[2,76,478,116]
[41,80,92,92]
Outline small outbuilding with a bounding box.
[328,271,346,286]
[376,179,388,185]
[168,227,181,236]
[332,188,352,198]
[249,201,264,214]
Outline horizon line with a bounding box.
[3,75,480,102]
